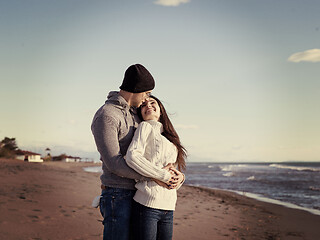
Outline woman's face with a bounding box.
[140,97,161,121]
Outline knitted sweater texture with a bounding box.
[126,120,178,210]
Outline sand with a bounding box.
[0,158,319,240]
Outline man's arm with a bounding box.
[92,114,146,180]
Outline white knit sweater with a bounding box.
[126,120,178,210]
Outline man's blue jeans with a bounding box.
[99,187,135,240]
[132,201,174,240]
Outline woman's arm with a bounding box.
[126,122,173,183]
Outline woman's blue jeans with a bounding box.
[99,187,135,240]
[132,201,174,240]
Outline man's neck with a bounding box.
[119,90,133,107]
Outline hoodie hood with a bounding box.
[105,91,137,115]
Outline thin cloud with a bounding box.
[68,119,77,125]
[175,124,199,130]
[232,144,242,150]
[288,49,320,63]
[154,0,190,7]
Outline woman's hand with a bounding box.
[167,167,184,189]
[152,165,176,189]
[153,163,185,189]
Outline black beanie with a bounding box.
[119,64,155,93]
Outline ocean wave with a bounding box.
[221,164,250,172]
[207,165,222,171]
[223,172,234,177]
[184,162,320,216]
[269,164,320,172]
[247,176,255,181]
[309,186,320,192]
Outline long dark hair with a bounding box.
[138,95,187,171]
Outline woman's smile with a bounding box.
[141,97,161,121]
[145,108,155,114]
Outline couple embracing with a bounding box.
[91,64,187,240]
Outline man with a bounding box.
[91,64,155,239]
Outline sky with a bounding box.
[1,0,320,162]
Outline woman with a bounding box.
[125,95,187,240]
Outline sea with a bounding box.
[84,161,320,216]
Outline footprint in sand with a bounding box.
[229,227,238,232]
[27,215,40,222]
[32,209,42,212]
[59,209,72,217]
[18,195,26,199]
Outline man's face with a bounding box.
[131,91,152,108]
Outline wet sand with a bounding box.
[0,158,319,240]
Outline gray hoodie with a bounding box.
[91,91,146,190]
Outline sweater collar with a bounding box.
[145,120,163,133]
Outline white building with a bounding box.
[16,150,43,163]
[62,156,81,163]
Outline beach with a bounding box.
[0,158,319,240]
